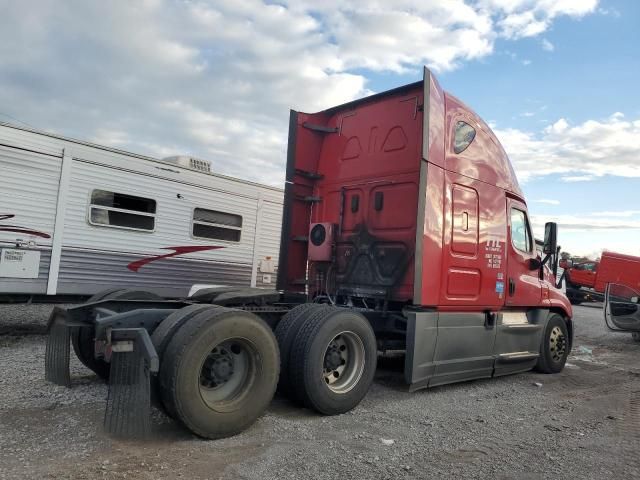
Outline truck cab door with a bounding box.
[604,283,640,332]
[492,200,545,376]
[505,200,541,306]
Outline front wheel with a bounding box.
[535,314,570,374]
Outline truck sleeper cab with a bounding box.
[278,67,572,389]
[45,67,572,440]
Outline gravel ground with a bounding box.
[0,303,639,479]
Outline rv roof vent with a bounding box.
[162,155,211,173]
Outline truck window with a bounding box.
[89,189,156,231]
[453,121,476,154]
[192,208,242,242]
[510,208,532,253]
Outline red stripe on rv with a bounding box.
[127,245,224,272]
[0,214,51,238]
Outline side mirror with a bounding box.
[543,222,557,255]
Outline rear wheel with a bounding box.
[289,308,377,415]
[274,303,328,397]
[535,314,569,374]
[71,288,161,380]
[150,304,224,414]
[158,308,279,439]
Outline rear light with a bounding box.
[308,222,335,261]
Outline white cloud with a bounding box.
[591,210,640,218]
[482,0,599,39]
[529,211,640,257]
[560,175,597,182]
[531,214,640,231]
[0,1,601,186]
[495,113,640,183]
[534,199,560,205]
[541,38,555,51]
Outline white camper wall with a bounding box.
[254,199,283,288]
[0,143,62,294]
[0,123,284,298]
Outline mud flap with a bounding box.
[104,328,159,438]
[44,307,72,387]
[404,311,438,392]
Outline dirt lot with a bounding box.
[0,303,638,480]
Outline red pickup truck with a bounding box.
[563,252,640,293]
[562,251,640,307]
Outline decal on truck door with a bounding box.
[127,245,224,272]
[0,214,51,239]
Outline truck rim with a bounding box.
[198,339,256,411]
[549,326,566,362]
[322,331,365,394]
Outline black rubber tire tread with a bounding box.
[535,314,570,374]
[631,332,640,343]
[150,304,224,415]
[289,307,377,415]
[274,303,328,396]
[151,304,224,359]
[86,287,127,303]
[158,307,279,439]
[72,289,162,380]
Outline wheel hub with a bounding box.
[322,331,365,394]
[549,326,566,362]
[324,345,344,371]
[201,346,235,387]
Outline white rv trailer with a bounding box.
[0,122,283,301]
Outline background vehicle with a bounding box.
[45,67,572,440]
[562,251,640,305]
[0,122,282,301]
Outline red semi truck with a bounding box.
[45,67,572,439]
[562,251,640,305]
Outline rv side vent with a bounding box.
[162,155,212,173]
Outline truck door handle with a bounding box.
[509,278,516,296]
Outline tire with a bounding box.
[158,308,279,439]
[289,307,377,415]
[274,303,328,397]
[535,314,570,374]
[71,288,161,380]
[631,332,640,343]
[150,304,224,415]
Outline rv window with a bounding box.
[510,208,532,253]
[192,208,242,242]
[453,121,476,154]
[89,190,156,231]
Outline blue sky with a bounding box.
[368,0,640,257]
[0,0,637,257]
